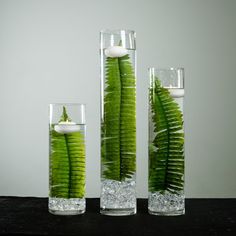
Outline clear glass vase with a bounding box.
[48,103,86,215]
[148,68,185,216]
[100,29,137,216]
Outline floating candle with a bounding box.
[168,88,185,98]
[105,46,128,58]
[54,121,80,134]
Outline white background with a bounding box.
[0,0,236,198]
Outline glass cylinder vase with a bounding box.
[148,68,185,215]
[48,103,86,215]
[100,29,137,216]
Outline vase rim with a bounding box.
[49,103,86,106]
[100,29,136,34]
[148,67,184,71]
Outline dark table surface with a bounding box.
[0,197,235,236]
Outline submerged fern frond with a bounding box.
[149,79,184,193]
[50,108,85,198]
[102,54,136,181]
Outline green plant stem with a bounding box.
[154,90,170,190]
[64,134,72,197]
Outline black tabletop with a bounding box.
[0,197,235,235]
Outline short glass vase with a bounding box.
[48,103,86,215]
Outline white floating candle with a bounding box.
[168,88,185,98]
[54,121,80,134]
[105,46,128,58]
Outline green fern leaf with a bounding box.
[102,54,136,181]
[50,108,85,198]
[149,79,184,193]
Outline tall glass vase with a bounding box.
[100,29,137,216]
[148,68,185,215]
[48,103,86,215]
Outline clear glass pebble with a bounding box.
[48,197,85,215]
[100,179,136,216]
[148,191,185,215]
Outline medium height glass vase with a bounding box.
[100,29,137,216]
[148,68,185,215]
[48,103,86,215]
